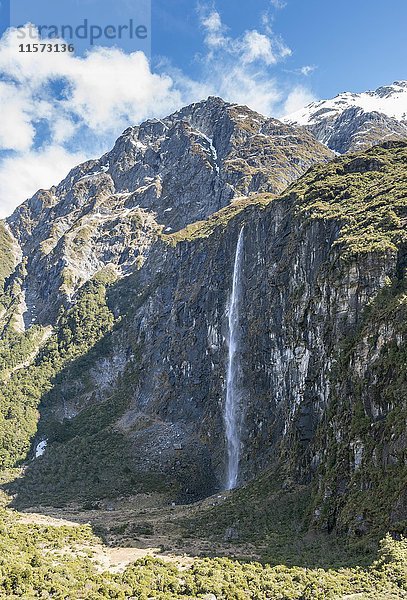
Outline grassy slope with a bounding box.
[164,194,274,244]
[0,279,115,468]
[285,142,406,542]
[163,141,407,553]
[1,142,404,474]
[0,142,404,489]
[166,140,407,258]
[292,140,407,256]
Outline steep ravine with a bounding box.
[10,142,406,540]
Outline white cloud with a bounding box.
[270,0,287,9]
[0,83,36,152]
[195,7,293,114]
[241,31,277,65]
[199,8,291,67]
[0,26,184,218]
[0,28,182,137]
[50,117,78,145]
[202,11,222,32]
[282,86,316,116]
[63,49,180,131]
[0,13,316,218]
[300,65,317,76]
[200,10,226,49]
[0,146,87,218]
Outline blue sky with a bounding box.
[152,0,407,99]
[0,0,406,217]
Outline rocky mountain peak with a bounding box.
[283,80,407,153]
[109,96,270,171]
[4,98,332,325]
[2,140,405,538]
[0,77,405,566]
[373,80,407,99]
[168,96,266,136]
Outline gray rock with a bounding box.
[5,97,332,325]
[224,527,239,542]
[284,80,407,153]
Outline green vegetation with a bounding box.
[183,469,375,568]
[0,505,405,599]
[0,221,16,289]
[0,326,46,380]
[312,275,407,542]
[290,140,407,256]
[13,355,174,507]
[0,279,114,468]
[164,141,407,259]
[13,430,173,508]
[0,141,405,596]
[164,194,274,245]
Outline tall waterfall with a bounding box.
[224,226,245,490]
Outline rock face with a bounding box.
[0,94,405,539]
[284,80,407,153]
[6,141,405,539]
[5,97,332,326]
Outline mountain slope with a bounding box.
[4,97,332,327]
[284,80,407,153]
[3,141,406,545]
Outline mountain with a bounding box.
[4,97,332,328]
[0,97,406,556]
[284,80,407,153]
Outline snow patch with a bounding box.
[200,133,220,174]
[283,80,407,125]
[35,440,47,458]
[130,139,147,150]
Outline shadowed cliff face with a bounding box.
[96,195,397,490]
[15,143,405,540]
[1,109,406,537]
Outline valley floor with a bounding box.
[0,481,405,599]
[17,491,266,566]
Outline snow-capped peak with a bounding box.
[283,80,407,126]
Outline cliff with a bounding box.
[1,139,404,543]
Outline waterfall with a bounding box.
[224,226,245,490]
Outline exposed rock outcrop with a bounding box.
[5,97,332,325]
[0,95,405,540]
[11,142,405,539]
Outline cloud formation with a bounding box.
[269,0,287,8]
[0,146,87,219]
[300,65,317,76]
[0,8,315,218]
[0,28,182,149]
[199,8,292,67]
[0,27,183,217]
[191,8,295,114]
[283,86,315,115]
